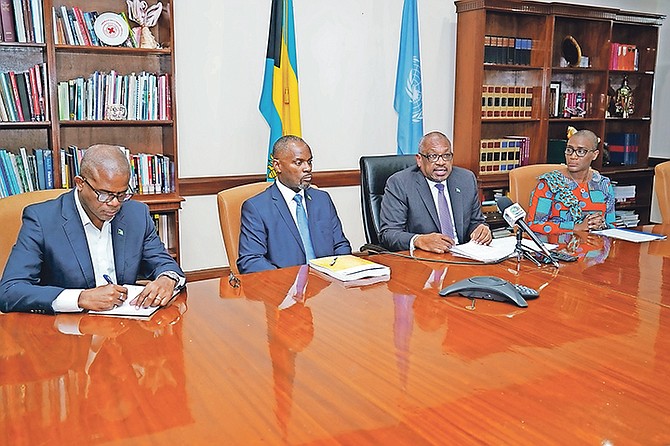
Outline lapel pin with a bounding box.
[117,228,124,236]
[456,187,461,193]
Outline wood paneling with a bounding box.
[179,169,361,196]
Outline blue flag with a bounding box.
[259,0,302,180]
[394,0,423,155]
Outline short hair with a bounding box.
[418,131,452,152]
[272,135,310,159]
[80,144,130,179]
[571,129,599,151]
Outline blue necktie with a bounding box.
[293,194,316,261]
[435,183,455,239]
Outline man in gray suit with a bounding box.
[379,131,492,253]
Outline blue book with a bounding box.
[0,150,20,195]
[0,152,9,197]
[82,12,99,46]
[44,149,54,189]
[34,148,46,190]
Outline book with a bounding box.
[29,0,43,43]
[15,72,31,121]
[0,0,15,42]
[11,0,25,42]
[309,255,390,282]
[33,147,45,189]
[0,82,8,121]
[8,71,24,121]
[43,148,53,188]
[89,284,161,318]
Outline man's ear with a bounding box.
[73,176,84,190]
[272,158,281,174]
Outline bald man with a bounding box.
[0,144,185,314]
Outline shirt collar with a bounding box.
[275,179,307,203]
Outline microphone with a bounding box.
[495,196,559,268]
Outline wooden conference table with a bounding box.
[1,227,670,445]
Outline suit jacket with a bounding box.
[379,165,486,251]
[237,183,351,273]
[0,190,184,314]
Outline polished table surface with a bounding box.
[2,227,670,445]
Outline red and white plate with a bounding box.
[94,12,130,46]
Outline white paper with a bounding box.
[450,236,558,262]
[89,285,159,318]
[592,228,667,243]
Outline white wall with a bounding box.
[174,0,670,272]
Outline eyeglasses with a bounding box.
[82,178,134,203]
[419,152,453,163]
[565,146,597,157]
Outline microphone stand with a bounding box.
[514,226,542,268]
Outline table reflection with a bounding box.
[0,297,190,445]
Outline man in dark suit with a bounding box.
[0,145,185,314]
[379,131,492,253]
[237,135,351,273]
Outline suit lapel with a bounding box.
[446,176,463,238]
[270,184,304,251]
[414,171,441,230]
[61,192,96,287]
[112,211,126,283]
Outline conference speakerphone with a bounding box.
[439,276,539,308]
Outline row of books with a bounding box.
[481,85,533,119]
[0,0,44,43]
[609,43,639,71]
[479,137,529,175]
[52,6,135,47]
[606,132,639,166]
[0,147,53,197]
[483,35,533,65]
[152,213,171,250]
[554,91,591,118]
[61,145,175,195]
[0,63,49,122]
[57,71,172,121]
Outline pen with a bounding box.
[330,257,338,266]
[103,274,114,285]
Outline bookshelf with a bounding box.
[0,0,181,262]
[453,0,664,224]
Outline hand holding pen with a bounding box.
[76,274,128,311]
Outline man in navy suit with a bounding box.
[237,135,351,273]
[379,131,492,253]
[0,145,185,314]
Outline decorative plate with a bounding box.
[94,12,130,46]
[561,35,582,66]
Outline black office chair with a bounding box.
[359,154,416,245]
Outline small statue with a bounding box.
[126,0,163,49]
[615,75,634,118]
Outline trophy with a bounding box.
[615,75,635,118]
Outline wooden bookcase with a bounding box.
[0,0,182,262]
[453,0,664,224]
